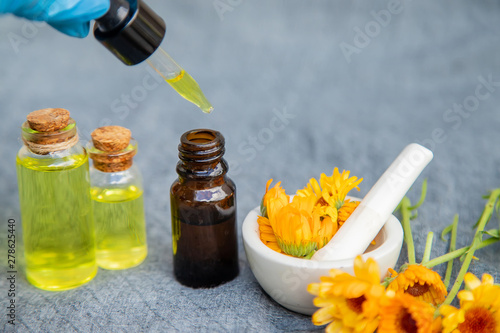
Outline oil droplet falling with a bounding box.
[165,70,214,113]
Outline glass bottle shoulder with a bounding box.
[171,175,235,203]
[90,164,143,202]
[16,144,88,172]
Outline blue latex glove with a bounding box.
[0,0,110,38]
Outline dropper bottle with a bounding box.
[94,0,213,113]
[170,129,239,288]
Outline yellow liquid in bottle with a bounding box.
[16,153,97,291]
[166,70,214,113]
[91,186,147,270]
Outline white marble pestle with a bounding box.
[312,143,433,262]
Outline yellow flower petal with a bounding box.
[457,290,474,302]
[442,272,500,333]
[308,256,382,333]
[481,273,494,286]
[464,272,481,290]
[313,305,337,326]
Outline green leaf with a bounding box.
[495,200,500,220]
[482,229,500,238]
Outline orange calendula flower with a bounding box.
[440,272,500,333]
[258,179,291,253]
[387,264,447,306]
[257,171,361,257]
[270,195,336,257]
[378,290,435,333]
[257,215,281,253]
[308,256,385,333]
[337,199,360,226]
[258,194,334,257]
[260,179,289,218]
[432,315,443,333]
[297,167,362,209]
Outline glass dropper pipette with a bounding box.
[94,0,213,113]
[146,48,213,113]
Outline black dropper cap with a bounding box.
[94,0,166,66]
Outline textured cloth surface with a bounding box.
[1,0,500,332]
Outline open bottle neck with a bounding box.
[176,129,228,180]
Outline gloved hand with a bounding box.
[0,0,110,38]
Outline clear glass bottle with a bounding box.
[87,126,147,270]
[16,108,97,291]
[170,129,239,288]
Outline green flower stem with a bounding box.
[381,276,396,288]
[408,178,427,210]
[444,215,459,289]
[381,263,408,288]
[424,237,499,269]
[400,197,416,265]
[440,189,500,306]
[421,232,434,264]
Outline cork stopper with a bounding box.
[27,108,70,132]
[89,126,136,172]
[22,108,78,154]
[91,126,131,152]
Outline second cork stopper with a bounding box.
[89,126,136,173]
[91,126,131,152]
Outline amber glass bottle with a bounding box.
[170,129,239,288]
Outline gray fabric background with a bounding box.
[1,0,500,332]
